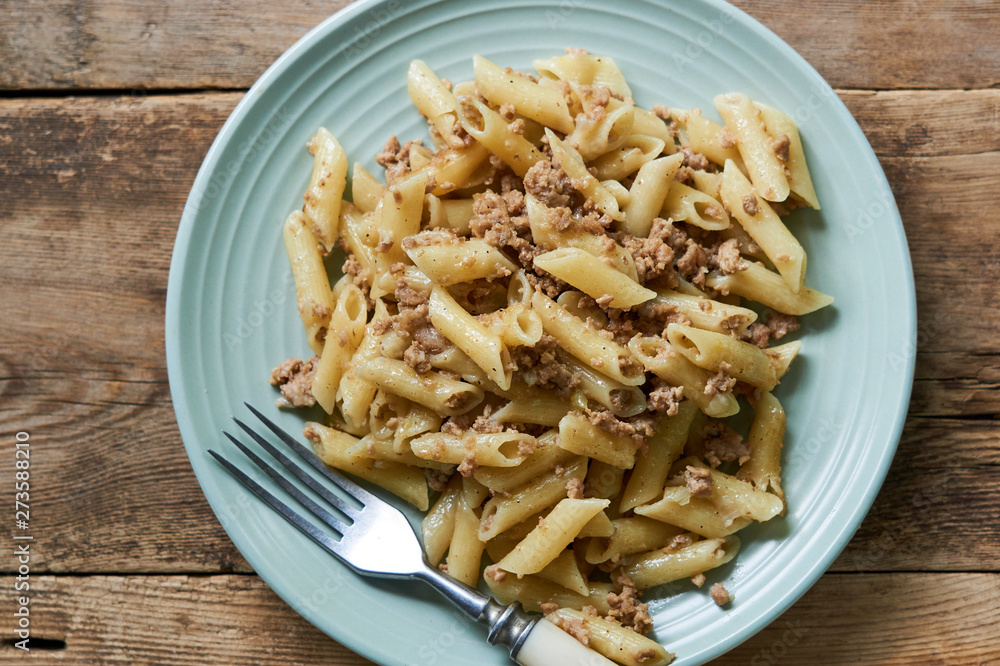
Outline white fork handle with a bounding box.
[513,617,616,666]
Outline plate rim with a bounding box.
[165,0,918,663]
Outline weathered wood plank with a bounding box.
[0,413,994,573]
[0,575,375,664]
[0,92,997,574]
[0,0,352,91]
[839,89,1000,158]
[832,462,1000,573]
[1,1,998,92]
[0,93,249,574]
[718,572,1000,665]
[911,352,1000,419]
[3,91,998,400]
[1,573,996,664]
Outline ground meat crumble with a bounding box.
[648,379,685,415]
[684,465,713,498]
[698,421,750,468]
[523,159,575,208]
[511,334,580,392]
[269,356,319,407]
[741,312,801,349]
[704,361,736,397]
[710,582,732,606]
[607,568,654,635]
[469,189,539,267]
[585,408,656,450]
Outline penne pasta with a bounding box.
[720,159,805,292]
[303,127,348,250]
[619,401,699,512]
[624,536,741,591]
[478,457,587,541]
[585,516,686,564]
[647,288,758,335]
[546,128,624,221]
[422,477,461,565]
[305,422,428,510]
[666,323,779,390]
[706,261,833,315]
[737,392,786,501]
[356,358,484,417]
[715,92,790,202]
[456,95,546,176]
[548,609,674,666]
[429,286,512,390]
[283,210,335,355]
[557,411,638,469]
[628,336,739,418]
[496,498,610,575]
[754,101,820,210]
[473,54,574,134]
[533,247,656,309]
[661,180,731,231]
[410,430,535,467]
[404,233,518,286]
[532,291,645,386]
[270,53,835,657]
[590,134,667,182]
[623,153,684,236]
[311,284,368,413]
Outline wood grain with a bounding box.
[3,2,996,664]
[0,89,998,575]
[0,573,995,664]
[0,411,993,573]
[1,1,999,92]
[717,572,1000,665]
[0,575,375,664]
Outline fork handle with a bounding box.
[512,617,616,666]
[416,567,614,665]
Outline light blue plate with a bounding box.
[166,1,916,663]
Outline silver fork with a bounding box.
[209,403,614,666]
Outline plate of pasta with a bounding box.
[166,0,915,664]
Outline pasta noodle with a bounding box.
[266,50,834,665]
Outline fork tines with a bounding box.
[208,403,371,557]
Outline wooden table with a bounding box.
[1,1,997,663]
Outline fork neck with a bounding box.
[414,565,538,654]
[414,564,491,619]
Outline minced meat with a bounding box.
[699,421,750,468]
[710,582,732,606]
[270,356,319,407]
[585,409,656,450]
[511,335,580,392]
[648,379,684,415]
[704,361,736,397]
[607,568,653,635]
[523,160,574,208]
[684,465,713,498]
